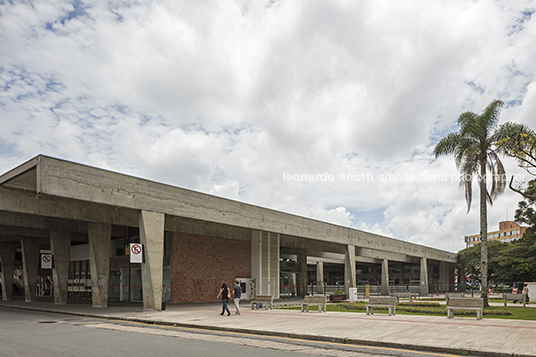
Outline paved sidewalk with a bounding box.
[1,297,535,357]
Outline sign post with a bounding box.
[129,243,143,263]
[41,254,53,269]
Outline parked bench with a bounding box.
[251,295,273,310]
[503,293,526,307]
[301,295,327,312]
[447,298,483,320]
[366,296,396,316]
[394,292,413,303]
[445,292,465,305]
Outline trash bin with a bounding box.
[349,288,357,302]
[162,301,166,310]
[259,303,263,308]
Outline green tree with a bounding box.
[458,240,536,286]
[495,123,536,200]
[457,243,481,283]
[434,99,511,306]
[494,240,536,282]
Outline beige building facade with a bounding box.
[0,155,457,310]
[465,221,527,248]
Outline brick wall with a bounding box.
[170,232,251,303]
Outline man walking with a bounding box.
[232,280,242,315]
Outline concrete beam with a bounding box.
[26,156,455,263]
[281,236,345,254]
[0,211,88,233]
[357,247,420,264]
[0,188,139,227]
[307,256,344,265]
[0,225,48,239]
[165,216,251,242]
[307,250,379,264]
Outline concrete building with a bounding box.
[0,155,456,311]
[464,221,527,248]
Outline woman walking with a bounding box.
[217,282,231,316]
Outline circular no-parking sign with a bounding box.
[131,244,141,255]
[130,243,143,263]
[41,254,53,269]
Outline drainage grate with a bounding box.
[38,321,57,324]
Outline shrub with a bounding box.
[335,302,512,316]
[398,302,441,307]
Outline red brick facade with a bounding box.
[170,232,251,303]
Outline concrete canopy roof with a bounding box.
[0,155,456,264]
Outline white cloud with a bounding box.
[1,0,536,253]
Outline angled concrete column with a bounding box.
[50,230,71,304]
[316,261,324,294]
[298,248,308,296]
[88,222,111,308]
[420,257,428,296]
[0,242,16,300]
[344,245,356,295]
[21,237,40,302]
[459,265,466,293]
[400,263,406,289]
[140,210,164,311]
[439,261,448,292]
[381,259,389,296]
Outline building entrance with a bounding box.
[280,272,300,298]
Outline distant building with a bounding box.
[465,221,527,248]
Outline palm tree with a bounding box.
[434,99,508,307]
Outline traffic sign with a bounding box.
[41,254,53,269]
[130,243,143,263]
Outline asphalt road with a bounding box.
[0,307,472,357]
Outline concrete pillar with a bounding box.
[459,265,466,293]
[21,237,40,302]
[439,261,447,292]
[419,257,428,296]
[251,230,262,295]
[88,222,111,308]
[0,242,16,300]
[139,210,165,311]
[316,261,324,294]
[344,245,356,295]
[251,231,280,297]
[50,230,71,304]
[272,233,280,298]
[401,263,406,289]
[381,259,389,296]
[298,248,308,297]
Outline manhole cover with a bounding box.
[38,321,57,324]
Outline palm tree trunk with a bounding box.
[479,160,489,307]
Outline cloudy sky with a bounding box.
[1,0,535,253]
